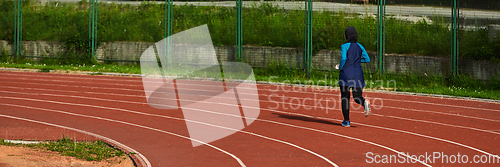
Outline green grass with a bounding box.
[0,1,498,61]
[0,136,126,161]
[1,58,499,100]
[254,62,500,100]
[128,0,500,11]
[0,61,140,74]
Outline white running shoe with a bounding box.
[364,99,371,117]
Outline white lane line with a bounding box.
[0,76,142,88]
[0,85,146,98]
[0,114,152,167]
[2,88,500,136]
[0,98,337,167]
[178,104,500,159]
[380,105,500,123]
[2,75,499,116]
[0,77,230,95]
[2,94,493,166]
[0,71,144,83]
[350,120,498,158]
[0,104,246,167]
[2,80,144,92]
[259,108,499,158]
[255,89,500,113]
[262,93,500,123]
[372,113,500,135]
[261,93,500,122]
[2,79,499,122]
[2,77,498,128]
[1,73,499,112]
[2,85,498,124]
[262,90,500,111]
[2,85,500,141]
[4,94,495,159]
[6,95,480,167]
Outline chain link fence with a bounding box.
[240,1,306,70]
[1,0,499,79]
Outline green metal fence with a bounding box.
[89,0,97,61]
[235,0,242,62]
[451,0,459,77]
[457,0,500,80]
[377,0,385,75]
[4,0,500,79]
[12,0,22,59]
[304,0,313,78]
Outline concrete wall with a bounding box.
[459,60,500,80]
[96,42,151,61]
[489,25,500,42]
[0,40,66,57]
[242,46,305,69]
[1,40,499,80]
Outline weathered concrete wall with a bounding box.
[242,46,304,69]
[26,41,67,57]
[489,24,500,42]
[460,60,500,80]
[0,41,11,55]
[384,53,446,75]
[1,40,499,80]
[0,40,66,57]
[96,42,151,61]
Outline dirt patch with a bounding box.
[0,145,135,167]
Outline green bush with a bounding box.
[0,1,498,61]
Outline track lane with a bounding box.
[0,114,152,167]
[3,80,499,131]
[0,88,492,166]
[2,79,499,125]
[2,86,499,136]
[1,79,498,155]
[2,72,499,119]
[0,104,245,167]
[2,71,500,166]
[0,97,341,166]
[1,92,432,166]
[2,71,499,112]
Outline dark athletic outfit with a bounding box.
[339,26,370,121]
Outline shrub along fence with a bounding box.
[2,0,499,79]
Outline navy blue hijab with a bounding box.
[345,26,358,43]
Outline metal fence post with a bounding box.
[165,0,173,67]
[13,0,23,59]
[305,0,313,78]
[377,0,385,75]
[451,0,459,77]
[235,0,242,62]
[89,0,97,60]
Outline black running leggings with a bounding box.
[340,86,365,121]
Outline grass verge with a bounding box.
[1,61,499,100]
[0,136,126,161]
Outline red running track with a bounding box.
[0,70,499,167]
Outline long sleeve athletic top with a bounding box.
[338,42,370,88]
